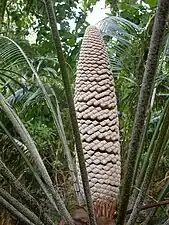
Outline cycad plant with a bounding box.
[0,0,169,225]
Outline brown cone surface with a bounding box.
[74,26,121,202]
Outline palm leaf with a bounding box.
[0,37,26,68]
[0,35,78,223]
[99,16,141,40]
[98,16,143,78]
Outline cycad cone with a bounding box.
[74,26,121,206]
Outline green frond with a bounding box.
[99,16,142,40]
[0,36,27,69]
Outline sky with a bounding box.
[27,0,109,43]
[86,0,110,25]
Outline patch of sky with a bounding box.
[26,0,109,44]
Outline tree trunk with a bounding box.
[117,0,169,224]
[44,0,96,225]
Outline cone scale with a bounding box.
[74,26,121,205]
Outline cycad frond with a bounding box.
[99,16,141,40]
[0,36,28,68]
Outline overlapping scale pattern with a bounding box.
[74,26,121,202]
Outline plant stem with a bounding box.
[0,196,34,225]
[1,35,81,205]
[127,199,169,214]
[44,1,96,225]
[0,156,54,225]
[142,142,169,225]
[0,188,45,225]
[50,88,83,204]
[117,1,169,224]
[0,93,75,225]
[132,107,151,187]
[0,0,7,24]
[132,88,166,204]
[128,98,169,224]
